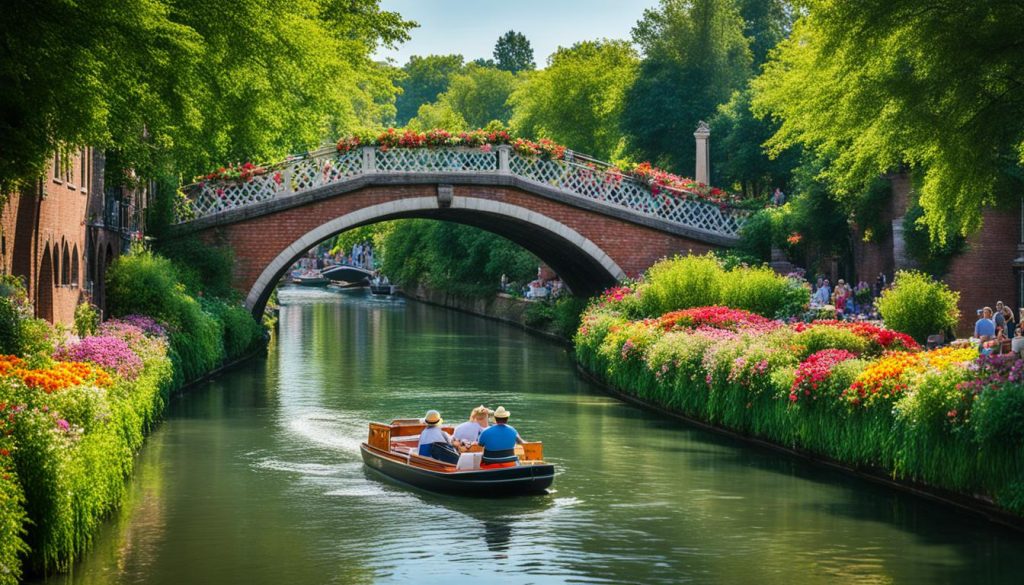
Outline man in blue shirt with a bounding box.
[975,307,996,339]
[477,406,525,468]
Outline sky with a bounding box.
[374,0,659,67]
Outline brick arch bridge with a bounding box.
[171,145,746,316]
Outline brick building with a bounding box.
[850,173,1024,336]
[0,149,146,325]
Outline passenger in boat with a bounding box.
[477,406,525,469]
[418,410,460,464]
[452,405,490,449]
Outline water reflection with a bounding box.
[37,287,1024,585]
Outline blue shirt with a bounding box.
[975,318,996,337]
[478,423,519,452]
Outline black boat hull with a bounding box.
[361,444,554,496]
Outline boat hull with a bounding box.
[360,444,554,496]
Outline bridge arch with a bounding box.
[245,195,627,314]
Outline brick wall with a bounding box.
[945,209,1020,336]
[0,149,119,325]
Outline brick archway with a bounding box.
[180,182,719,317]
[242,196,628,314]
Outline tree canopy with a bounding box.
[0,0,413,190]
[752,0,1024,242]
[411,64,519,129]
[493,30,536,73]
[620,0,752,174]
[510,40,638,160]
[394,54,465,126]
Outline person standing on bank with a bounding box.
[477,406,525,469]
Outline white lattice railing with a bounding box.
[179,146,748,239]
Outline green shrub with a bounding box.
[792,327,870,360]
[973,383,1024,446]
[202,299,264,360]
[157,237,236,299]
[106,247,183,325]
[18,319,56,367]
[640,255,724,316]
[0,298,21,356]
[722,266,806,319]
[73,303,100,338]
[552,297,588,339]
[523,302,555,328]
[877,270,960,342]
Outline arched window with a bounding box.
[71,245,80,288]
[52,243,60,287]
[62,242,71,286]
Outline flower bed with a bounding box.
[0,317,175,581]
[577,287,1024,515]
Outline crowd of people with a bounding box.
[337,241,375,269]
[500,267,566,300]
[417,406,526,469]
[808,272,888,320]
[972,300,1020,354]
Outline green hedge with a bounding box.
[106,248,266,384]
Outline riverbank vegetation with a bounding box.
[0,246,266,581]
[576,254,1024,515]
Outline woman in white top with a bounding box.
[452,406,490,448]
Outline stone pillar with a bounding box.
[694,121,710,185]
[361,146,376,174]
[497,144,511,174]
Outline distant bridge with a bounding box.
[173,145,747,315]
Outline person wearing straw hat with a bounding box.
[477,406,525,468]
[452,405,490,449]
[417,410,458,463]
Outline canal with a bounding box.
[42,288,1024,584]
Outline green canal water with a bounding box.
[40,287,1024,584]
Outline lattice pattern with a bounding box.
[189,173,281,217]
[375,148,497,173]
[509,154,745,238]
[179,147,745,240]
[290,151,362,192]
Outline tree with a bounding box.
[510,40,638,160]
[394,54,465,126]
[493,30,535,73]
[620,0,752,175]
[424,64,519,128]
[751,0,1024,242]
[735,0,794,67]
[709,88,798,197]
[407,101,468,132]
[0,0,413,191]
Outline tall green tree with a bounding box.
[510,40,638,160]
[620,0,752,175]
[381,220,537,296]
[414,64,519,128]
[493,30,535,73]
[735,0,794,67]
[709,88,798,197]
[751,0,1024,242]
[0,0,412,191]
[394,54,465,126]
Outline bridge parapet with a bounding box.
[180,146,748,240]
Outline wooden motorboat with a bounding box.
[360,419,555,496]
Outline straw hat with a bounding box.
[423,410,442,425]
[493,406,511,419]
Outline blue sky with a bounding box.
[375,0,659,66]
